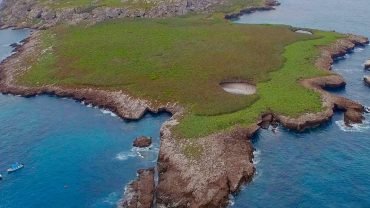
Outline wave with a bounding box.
[354,47,365,53]
[115,151,136,161]
[102,192,120,206]
[116,146,159,162]
[253,149,261,165]
[228,194,235,207]
[100,109,118,117]
[335,119,370,132]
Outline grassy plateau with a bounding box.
[17,16,341,138]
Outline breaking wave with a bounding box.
[115,151,136,161]
[335,119,370,132]
[100,109,118,117]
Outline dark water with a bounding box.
[234,0,370,207]
[0,29,170,208]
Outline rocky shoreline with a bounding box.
[121,168,156,208]
[0,27,368,207]
[224,0,280,20]
[0,0,279,29]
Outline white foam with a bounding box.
[102,192,119,205]
[354,47,364,53]
[253,149,261,165]
[228,194,235,207]
[335,119,370,132]
[100,109,118,117]
[115,151,136,161]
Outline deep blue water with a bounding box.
[0,29,170,208]
[1,1,370,207]
[234,0,370,207]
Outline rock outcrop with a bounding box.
[224,0,280,20]
[280,35,369,131]
[364,76,370,86]
[157,121,257,208]
[0,0,282,29]
[121,168,155,208]
[0,0,229,29]
[364,59,370,69]
[133,136,152,148]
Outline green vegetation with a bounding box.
[37,0,264,13]
[39,0,155,9]
[18,17,341,138]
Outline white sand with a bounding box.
[295,30,313,35]
[220,82,256,95]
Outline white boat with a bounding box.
[7,162,24,173]
[0,174,2,180]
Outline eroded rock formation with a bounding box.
[121,168,155,208]
[0,23,369,208]
[133,136,152,148]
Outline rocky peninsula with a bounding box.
[0,0,278,29]
[0,1,369,207]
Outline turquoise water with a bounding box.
[234,0,370,207]
[2,1,370,206]
[0,29,170,208]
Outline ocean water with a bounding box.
[1,0,370,207]
[234,0,370,207]
[0,29,170,208]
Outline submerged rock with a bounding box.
[121,168,155,208]
[133,136,152,148]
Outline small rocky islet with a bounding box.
[0,0,369,207]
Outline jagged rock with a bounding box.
[364,59,370,69]
[121,168,155,208]
[364,76,370,86]
[157,123,257,208]
[133,136,152,148]
[344,108,364,126]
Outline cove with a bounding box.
[233,0,370,207]
[0,29,170,208]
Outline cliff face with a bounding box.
[157,118,257,208]
[1,8,369,207]
[121,168,156,208]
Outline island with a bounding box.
[0,0,368,207]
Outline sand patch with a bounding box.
[295,30,313,35]
[220,82,256,95]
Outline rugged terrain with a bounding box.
[0,0,369,207]
[0,0,277,28]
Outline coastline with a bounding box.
[1,4,370,208]
[0,26,368,207]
